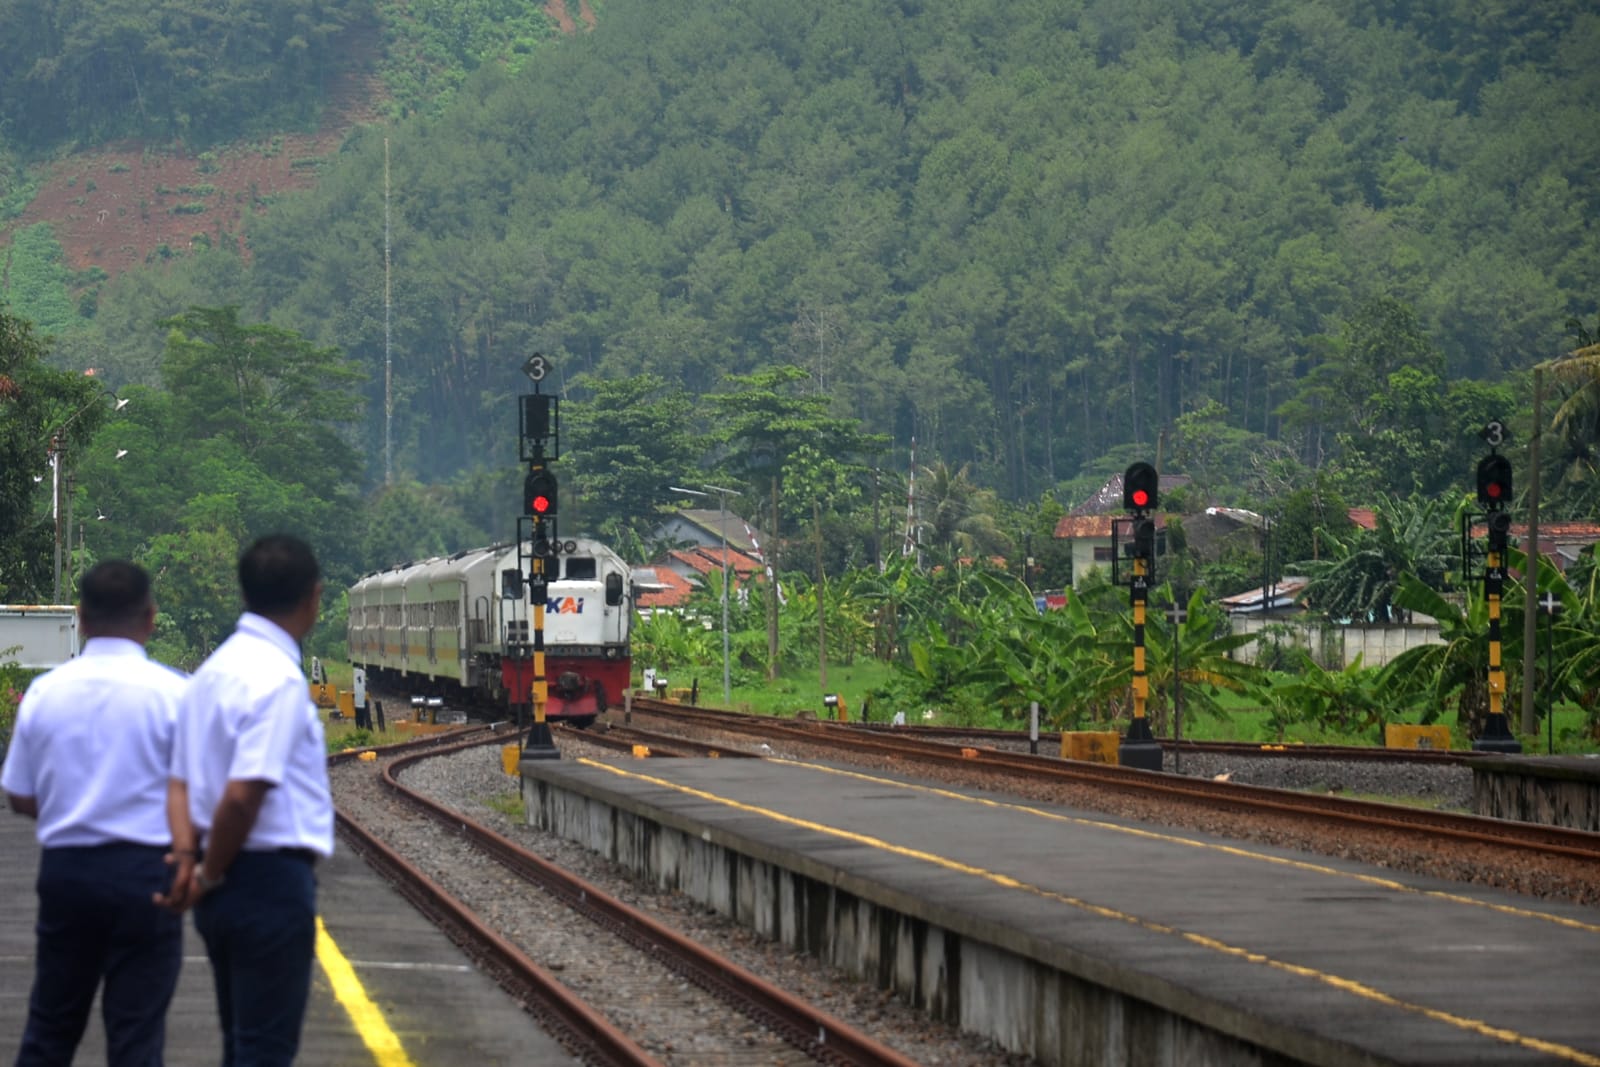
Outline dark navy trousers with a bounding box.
[16,843,183,1067]
[192,851,318,1067]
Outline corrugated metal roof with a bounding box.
[1218,575,1312,614]
[1347,508,1377,530]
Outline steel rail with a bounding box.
[552,721,755,759]
[375,739,922,1067]
[334,802,663,1067]
[852,722,1476,764]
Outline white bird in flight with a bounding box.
[115,449,128,459]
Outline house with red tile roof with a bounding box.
[1051,470,1188,588]
[639,509,769,612]
[1466,519,1600,574]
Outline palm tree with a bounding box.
[1544,340,1600,503]
[917,461,1009,559]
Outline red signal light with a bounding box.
[1476,454,1512,509]
[523,468,558,519]
[1122,462,1159,512]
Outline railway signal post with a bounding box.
[517,354,561,760]
[1472,423,1521,754]
[1118,462,1163,772]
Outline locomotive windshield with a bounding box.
[564,557,597,581]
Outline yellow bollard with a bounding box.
[1060,731,1121,764]
[1384,724,1452,750]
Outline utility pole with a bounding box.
[1520,369,1543,735]
[769,476,779,680]
[51,436,64,603]
[815,498,827,690]
[669,483,737,704]
[384,137,393,486]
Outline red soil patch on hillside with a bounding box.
[5,11,590,280]
[4,21,386,278]
[12,133,345,275]
[544,0,595,35]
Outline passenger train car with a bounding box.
[347,537,633,726]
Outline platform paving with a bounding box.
[0,810,574,1065]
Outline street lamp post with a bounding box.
[45,394,129,603]
[670,483,738,704]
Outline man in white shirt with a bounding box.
[167,534,334,1067]
[2,561,188,1066]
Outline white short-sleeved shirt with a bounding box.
[1,636,187,848]
[172,612,334,858]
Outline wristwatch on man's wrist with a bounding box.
[196,868,226,893]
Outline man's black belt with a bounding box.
[277,848,318,865]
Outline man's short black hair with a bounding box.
[239,534,321,616]
[79,561,153,629]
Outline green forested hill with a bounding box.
[0,0,373,148]
[20,0,1600,513]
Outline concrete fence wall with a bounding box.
[1227,615,1443,669]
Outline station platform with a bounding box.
[0,811,572,1066]
[1473,753,1600,831]
[520,754,1600,1067]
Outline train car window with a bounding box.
[565,557,597,581]
[501,568,524,598]
[605,572,624,605]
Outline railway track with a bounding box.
[619,699,1600,866]
[330,730,922,1067]
[854,721,1474,764]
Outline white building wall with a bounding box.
[1228,616,1443,669]
[1071,541,1110,589]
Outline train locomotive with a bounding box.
[346,537,634,726]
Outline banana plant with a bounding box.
[1105,584,1261,734]
[1271,651,1397,739]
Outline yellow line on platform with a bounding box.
[576,757,1600,1067]
[782,759,1600,935]
[315,917,417,1067]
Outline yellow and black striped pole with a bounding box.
[524,519,558,758]
[1474,511,1520,752]
[1488,543,1503,716]
[1120,516,1162,771]
[533,548,548,726]
[1131,555,1149,722]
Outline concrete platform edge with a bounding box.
[520,763,1394,1067]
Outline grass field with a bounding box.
[315,656,1599,755]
